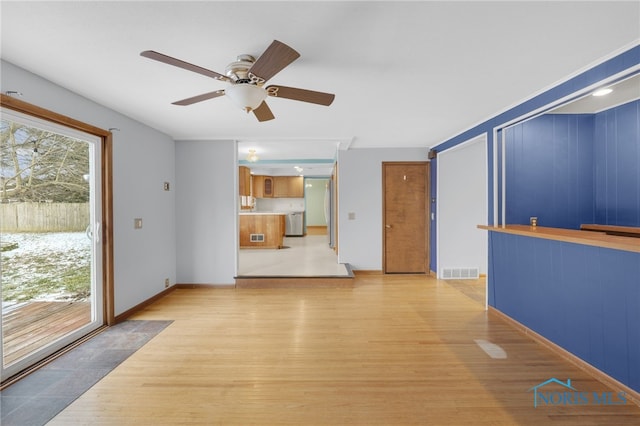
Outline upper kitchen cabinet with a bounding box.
[253,175,274,198]
[239,166,251,196]
[274,176,304,198]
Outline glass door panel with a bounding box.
[0,109,103,380]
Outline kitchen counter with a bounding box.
[239,214,286,249]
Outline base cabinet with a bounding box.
[239,214,285,249]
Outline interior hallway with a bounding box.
[49,275,640,424]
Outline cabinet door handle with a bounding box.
[385,224,392,229]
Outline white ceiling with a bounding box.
[549,73,640,114]
[1,1,639,175]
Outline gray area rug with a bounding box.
[0,320,172,426]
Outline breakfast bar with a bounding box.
[478,224,640,396]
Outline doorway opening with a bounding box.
[1,97,113,384]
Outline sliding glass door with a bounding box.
[1,108,104,380]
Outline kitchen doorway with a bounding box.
[382,162,430,273]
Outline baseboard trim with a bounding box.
[175,283,236,289]
[488,306,640,407]
[353,270,383,275]
[114,286,176,323]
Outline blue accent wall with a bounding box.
[594,100,640,227]
[434,45,640,395]
[504,114,595,229]
[488,232,640,393]
[502,99,640,229]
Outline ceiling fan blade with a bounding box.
[140,50,230,82]
[266,85,335,106]
[253,101,275,122]
[248,40,300,83]
[172,90,225,106]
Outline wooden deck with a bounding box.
[2,301,91,366]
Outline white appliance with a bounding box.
[285,212,304,236]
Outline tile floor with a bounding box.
[237,234,349,276]
[0,320,172,426]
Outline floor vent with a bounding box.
[440,267,480,279]
[249,234,265,242]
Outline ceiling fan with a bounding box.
[140,40,335,122]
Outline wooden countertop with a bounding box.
[580,223,640,237]
[477,224,640,254]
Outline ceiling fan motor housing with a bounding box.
[225,54,256,81]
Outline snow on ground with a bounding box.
[1,232,91,305]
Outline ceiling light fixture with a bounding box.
[246,149,259,162]
[225,83,267,112]
[592,87,613,97]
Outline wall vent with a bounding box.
[250,234,265,242]
[440,267,480,280]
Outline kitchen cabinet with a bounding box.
[274,176,304,198]
[239,213,285,249]
[252,175,302,198]
[252,175,274,198]
[239,166,251,196]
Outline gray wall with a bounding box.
[175,140,237,285]
[437,135,488,276]
[337,148,429,270]
[1,60,177,316]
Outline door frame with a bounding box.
[382,161,430,274]
[0,94,114,383]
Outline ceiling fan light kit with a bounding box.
[225,84,267,112]
[140,40,335,121]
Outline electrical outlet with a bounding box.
[165,278,170,288]
[164,182,170,191]
[134,218,143,229]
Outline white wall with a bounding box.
[1,60,177,316]
[255,197,305,213]
[337,148,429,270]
[437,135,488,276]
[175,140,237,285]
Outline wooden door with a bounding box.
[383,162,429,273]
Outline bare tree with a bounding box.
[1,119,89,202]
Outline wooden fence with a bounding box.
[0,202,90,232]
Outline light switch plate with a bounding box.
[134,218,143,229]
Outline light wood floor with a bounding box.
[50,275,640,425]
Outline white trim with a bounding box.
[497,65,640,132]
[501,129,506,228]
[492,128,499,227]
[433,41,640,151]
